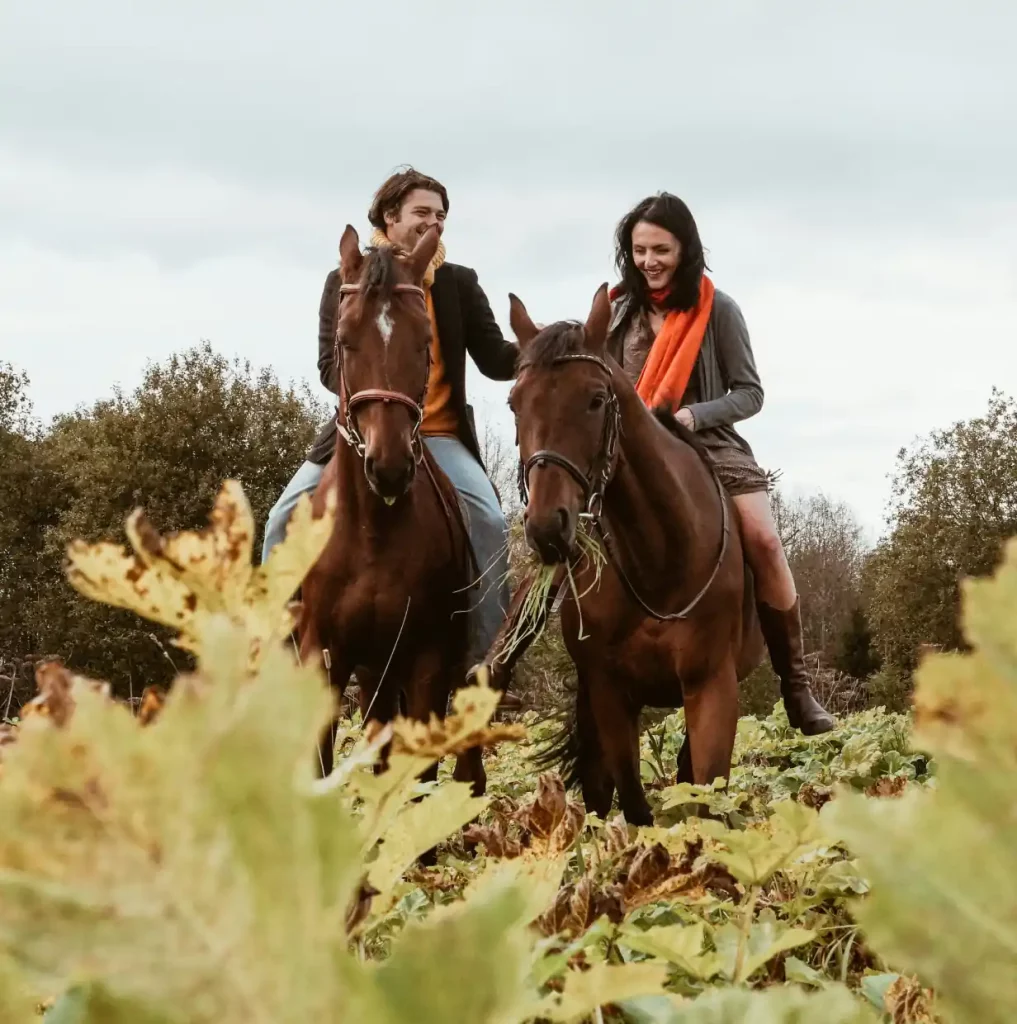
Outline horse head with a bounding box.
[335,223,440,501]
[508,284,615,564]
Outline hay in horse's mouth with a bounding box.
[495,524,606,663]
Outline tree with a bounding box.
[770,489,867,663]
[865,389,1017,670]
[0,344,329,701]
[478,416,520,520]
[834,606,881,679]
[0,364,68,711]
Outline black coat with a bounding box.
[307,261,519,467]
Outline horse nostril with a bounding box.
[365,456,376,478]
[557,507,569,533]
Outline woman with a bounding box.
[607,192,835,735]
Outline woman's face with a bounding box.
[631,220,682,294]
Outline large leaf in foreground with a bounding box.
[829,536,1017,1024]
[64,480,335,664]
[0,619,356,1023]
[0,481,536,1023]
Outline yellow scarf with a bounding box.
[368,228,446,288]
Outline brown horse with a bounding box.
[488,284,763,826]
[298,224,483,792]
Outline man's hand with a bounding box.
[675,408,696,431]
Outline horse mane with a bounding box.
[343,246,420,328]
[523,322,713,462]
[650,406,713,461]
[359,246,399,299]
[520,321,587,368]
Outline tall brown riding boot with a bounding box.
[756,597,836,735]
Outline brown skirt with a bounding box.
[704,443,772,497]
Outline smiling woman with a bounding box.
[606,192,835,736]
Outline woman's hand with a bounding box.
[676,408,696,431]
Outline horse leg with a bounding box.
[681,660,739,788]
[403,647,451,789]
[356,667,399,776]
[450,643,488,798]
[575,673,615,819]
[675,733,693,784]
[453,731,487,798]
[405,646,455,866]
[588,674,653,827]
[302,634,351,780]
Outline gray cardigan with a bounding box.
[607,287,764,457]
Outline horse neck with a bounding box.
[601,378,717,592]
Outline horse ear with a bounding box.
[338,224,362,281]
[584,283,612,355]
[402,225,441,284]
[509,293,540,349]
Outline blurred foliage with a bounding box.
[3,480,1014,1021]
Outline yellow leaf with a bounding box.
[829,536,1017,1024]
[367,781,488,895]
[461,851,569,926]
[65,481,336,667]
[390,680,525,758]
[535,962,671,1023]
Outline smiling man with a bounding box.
[262,167,518,669]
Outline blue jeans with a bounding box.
[262,437,510,665]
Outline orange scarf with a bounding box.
[634,275,715,411]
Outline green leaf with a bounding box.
[44,983,177,1024]
[859,973,900,1011]
[618,922,722,980]
[669,983,877,1022]
[713,911,816,983]
[535,962,671,1023]
[699,801,823,887]
[783,956,827,989]
[615,993,689,1023]
[344,873,538,1024]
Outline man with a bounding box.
[262,167,518,668]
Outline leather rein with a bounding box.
[334,281,430,462]
[516,352,731,622]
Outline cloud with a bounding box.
[1,0,1015,540]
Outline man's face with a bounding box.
[384,188,447,252]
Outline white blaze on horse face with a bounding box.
[375,300,394,388]
[376,302,394,346]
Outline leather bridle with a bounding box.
[517,354,620,520]
[515,352,731,622]
[334,281,430,463]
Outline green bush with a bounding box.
[0,344,327,703]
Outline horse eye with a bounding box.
[589,393,607,411]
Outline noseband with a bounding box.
[334,281,430,461]
[516,352,730,622]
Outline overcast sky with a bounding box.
[2,0,1015,538]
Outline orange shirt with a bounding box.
[420,288,459,437]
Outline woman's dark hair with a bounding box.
[368,166,449,229]
[613,192,708,312]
